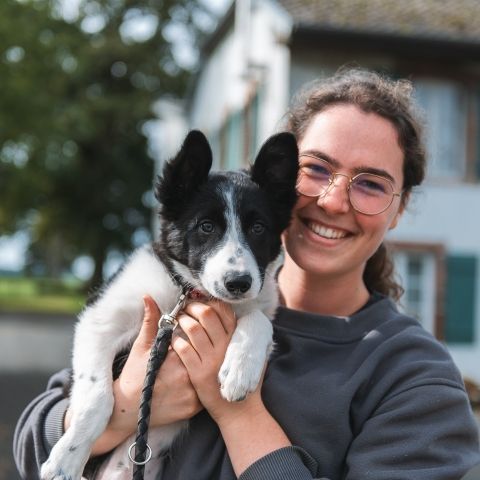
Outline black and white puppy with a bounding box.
[41,130,298,480]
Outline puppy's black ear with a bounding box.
[155,130,212,218]
[251,132,299,230]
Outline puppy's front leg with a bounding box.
[218,310,272,402]
[41,365,115,480]
[40,313,125,480]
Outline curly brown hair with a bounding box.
[284,68,427,301]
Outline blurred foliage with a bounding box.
[0,276,85,314]
[0,0,211,289]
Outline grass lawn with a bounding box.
[0,276,86,315]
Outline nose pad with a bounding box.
[225,273,252,294]
[317,175,350,212]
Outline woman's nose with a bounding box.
[316,175,351,214]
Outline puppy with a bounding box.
[41,130,298,480]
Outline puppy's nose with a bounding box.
[225,273,252,294]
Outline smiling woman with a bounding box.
[13,69,480,480]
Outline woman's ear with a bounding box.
[389,191,409,230]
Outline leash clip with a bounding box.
[159,293,187,328]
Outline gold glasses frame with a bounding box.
[297,154,402,216]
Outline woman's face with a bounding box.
[283,104,405,282]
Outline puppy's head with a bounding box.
[155,130,298,302]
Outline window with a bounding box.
[414,79,467,181]
[225,110,244,169]
[394,250,438,335]
[210,88,262,171]
[244,89,260,164]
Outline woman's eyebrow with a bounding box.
[353,166,396,184]
[300,149,397,185]
[300,149,340,166]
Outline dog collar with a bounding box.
[186,288,207,301]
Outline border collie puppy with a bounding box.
[41,130,298,480]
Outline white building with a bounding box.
[163,0,480,383]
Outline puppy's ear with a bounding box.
[155,130,212,218]
[251,132,299,229]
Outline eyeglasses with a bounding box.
[296,154,402,215]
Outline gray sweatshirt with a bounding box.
[14,296,480,479]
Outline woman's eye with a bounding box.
[301,163,331,178]
[199,221,215,233]
[251,222,265,235]
[355,176,388,194]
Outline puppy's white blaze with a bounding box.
[200,189,262,301]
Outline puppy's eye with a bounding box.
[251,222,265,235]
[199,221,215,234]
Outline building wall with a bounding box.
[390,184,480,383]
[188,0,293,168]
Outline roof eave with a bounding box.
[290,23,480,62]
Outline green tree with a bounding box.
[0,0,209,289]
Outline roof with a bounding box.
[277,0,480,44]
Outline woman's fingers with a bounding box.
[171,332,202,371]
[172,300,237,372]
[182,302,230,347]
[185,301,236,348]
[203,301,237,336]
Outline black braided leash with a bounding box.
[128,293,187,479]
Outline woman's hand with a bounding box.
[79,295,202,456]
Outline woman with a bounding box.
[14,69,480,479]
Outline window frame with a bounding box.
[389,241,446,339]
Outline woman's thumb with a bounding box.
[136,295,161,348]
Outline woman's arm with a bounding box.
[172,301,297,477]
[13,369,72,480]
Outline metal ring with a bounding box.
[128,442,152,465]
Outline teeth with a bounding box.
[307,222,347,239]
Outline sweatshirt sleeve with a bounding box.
[238,446,325,480]
[13,369,72,480]
[345,382,480,480]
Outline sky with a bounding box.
[0,0,231,275]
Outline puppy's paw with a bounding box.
[41,460,83,480]
[41,443,88,480]
[218,349,264,402]
[41,461,74,480]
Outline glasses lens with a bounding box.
[296,157,332,197]
[350,173,394,214]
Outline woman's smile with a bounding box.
[306,220,348,240]
[299,216,352,243]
